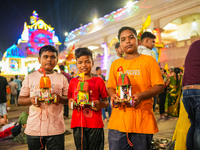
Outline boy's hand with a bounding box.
[91,100,101,111]
[68,98,76,109]
[132,93,142,106]
[110,93,118,102]
[52,93,61,105]
[31,97,41,107]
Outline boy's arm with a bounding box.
[133,84,164,106]
[59,95,68,105]
[107,88,118,101]
[18,96,41,107]
[92,97,109,111]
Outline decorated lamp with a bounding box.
[71,73,95,110]
[117,74,132,100]
[111,66,135,109]
[37,68,54,103]
[77,81,89,104]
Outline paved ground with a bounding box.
[0,105,177,150]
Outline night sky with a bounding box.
[0,0,129,58]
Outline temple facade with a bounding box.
[64,0,200,72]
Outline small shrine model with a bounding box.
[112,66,135,110]
[71,73,94,110]
[117,74,132,101]
[77,81,90,104]
[35,68,57,104]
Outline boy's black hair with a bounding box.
[115,42,120,49]
[141,32,156,41]
[59,65,65,71]
[75,47,93,61]
[96,67,101,71]
[39,45,58,57]
[15,75,18,79]
[10,78,14,81]
[118,26,137,40]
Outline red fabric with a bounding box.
[0,126,14,138]
[117,66,124,72]
[68,77,108,129]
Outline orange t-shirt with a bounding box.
[107,54,164,134]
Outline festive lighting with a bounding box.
[88,46,99,50]
[65,0,148,42]
[93,18,98,24]
[65,32,68,36]
[101,43,108,70]
[3,44,25,59]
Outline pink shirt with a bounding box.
[20,71,68,136]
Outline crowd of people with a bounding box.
[0,26,199,150]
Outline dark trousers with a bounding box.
[17,90,20,105]
[26,133,64,150]
[64,105,69,117]
[108,129,153,150]
[73,127,104,150]
[158,92,166,115]
[153,96,157,112]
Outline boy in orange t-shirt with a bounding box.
[107,26,164,150]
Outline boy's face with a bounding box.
[160,68,164,75]
[38,51,58,72]
[76,55,94,75]
[119,30,138,54]
[96,69,102,75]
[146,38,155,50]
[116,46,124,57]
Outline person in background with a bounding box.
[166,67,181,118]
[158,68,167,119]
[94,67,105,81]
[105,42,124,119]
[9,78,18,106]
[0,71,9,125]
[138,31,157,111]
[59,65,71,83]
[106,42,124,84]
[70,72,75,79]
[13,111,29,144]
[94,67,109,122]
[137,31,156,59]
[182,40,200,150]
[14,75,22,106]
[59,65,71,119]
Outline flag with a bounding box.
[138,14,151,40]
[38,68,46,76]
[164,63,168,73]
[79,73,85,81]
[117,66,124,73]
[71,44,75,51]
[142,14,151,30]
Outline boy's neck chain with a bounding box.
[39,70,54,74]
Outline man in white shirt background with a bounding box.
[138,31,157,111]
[106,42,124,83]
[105,42,124,119]
[138,31,156,59]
